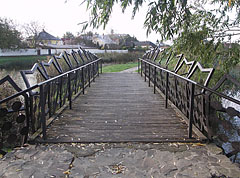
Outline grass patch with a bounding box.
[102,62,138,73]
[0,55,51,70]
[97,51,144,64]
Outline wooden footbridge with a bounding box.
[45,73,196,143]
[1,48,240,155]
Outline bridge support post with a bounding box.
[188,83,195,138]
[165,72,169,108]
[40,85,47,140]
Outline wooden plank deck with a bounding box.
[43,73,199,143]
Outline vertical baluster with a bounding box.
[138,59,140,73]
[82,67,85,94]
[68,73,72,109]
[188,83,195,138]
[145,62,147,82]
[165,72,169,108]
[97,61,100,77]
[154,67,156,94]
[40,85,46,140]
[59,77,63,107]
[47,83,52,117]
[93,63,95,82]
[148,63,151,87]
[88,65,91,87]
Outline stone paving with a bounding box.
[0,142,240,178]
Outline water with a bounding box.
[219,92,240,162]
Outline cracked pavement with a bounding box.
[0,142,240,178]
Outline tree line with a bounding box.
[82,0,240,76]
[0,18,140,50]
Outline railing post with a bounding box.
[47,83,52,117]
[145,62,147,82]
[101,60,103,74]
[59,77,63,107]
[141,60,142,76]
[68,73,72,109]
[40,85,47,140]
[148,63,151,87]
[154,67,156,94]
[93,63,95,82]
[82,67,85,94]
[74,71,78,94]
[97,61,100,77]
[88,65,91,87]
[188,83,195,138]
[138,59,140,73]
[165,72,169,108]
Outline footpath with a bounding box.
[0,142,240,178]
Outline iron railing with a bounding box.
[0,48,102,154]
[138,49,240,161]
[139,57,240,135]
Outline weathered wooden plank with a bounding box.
[42,73,198,143]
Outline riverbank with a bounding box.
[1,142,239,177]
[0,56,50,70]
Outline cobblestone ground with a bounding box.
[0,143,239,178]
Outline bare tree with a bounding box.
[22,21,44,48]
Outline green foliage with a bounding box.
[82,0,240,80]
[0,56,50,70]
[63,32,75,39]
[0,18,24,49]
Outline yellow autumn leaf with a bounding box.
[63,170,71,175]
[0,154,3,159]
[192,143,205,147]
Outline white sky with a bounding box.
[0,0,161,43]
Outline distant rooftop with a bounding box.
[39,44,94,49]
[37,30,61,41]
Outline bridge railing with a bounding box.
[0,48,102,154]
[138,54,240,142]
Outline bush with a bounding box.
[97,51,144,64]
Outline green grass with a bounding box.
[102,62,138,73]
[0,55,50,70]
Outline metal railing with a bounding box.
[138,57,240,140]
[0,48,102,154]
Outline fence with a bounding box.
[0,47,102,155]
[139,47,240,162]
[0,48,128,57]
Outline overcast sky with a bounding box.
[0,0,161,42]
